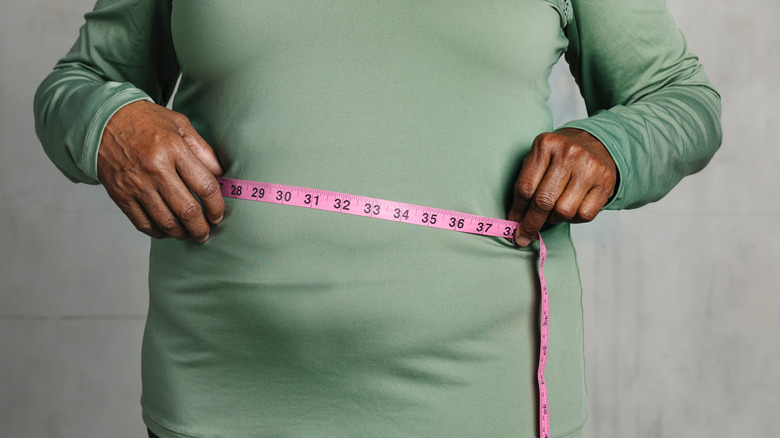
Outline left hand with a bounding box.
[508,128,617,246]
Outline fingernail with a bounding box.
[197,234,210,244]
[213,215,223,225]
[514,236,532,247]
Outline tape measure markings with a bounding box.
[537,239,550,438]
[218,177,519,238]
[217,176,551,438]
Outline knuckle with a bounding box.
[562,142,585,161]
[555,206,576,222]
[154,130,184,148]
[157,216,180,233]
[532,192,556,212]
[586,154,604,169]
[600,167,617,184]
[134,220,156,235]
[514,180,536,200]
[172,111,190,125]
[535,132,562,151]
[536,133,587,163]
[178,201,202,222]
[535,131,556,145]
[172,114,193,135]
[578,207,599,223]
[143,147,175,173]
[199,177,221,198]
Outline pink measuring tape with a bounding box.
[217,176,552,438]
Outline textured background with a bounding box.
[1,1,778,436]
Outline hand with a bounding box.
[508,128,617,246]
[97,100,225,243]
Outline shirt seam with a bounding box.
[555,419,587,438]
[143,408,202,438]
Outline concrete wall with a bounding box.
[1,1,777,436]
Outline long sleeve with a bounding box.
[34,0,178,184]
[561,0,722,210]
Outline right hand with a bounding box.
[97,100,225,243]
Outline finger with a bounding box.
[138,190,190,241]
[103,185,169,239]
[155,174,212,243]
[547,174,591,224]
[180,127,224,177]
[175,153,225,226]
[514,165,570,246]
[117,197,168,239]
[508,147,551,224]
[572,186,612,224]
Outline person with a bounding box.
[34,1,721,437]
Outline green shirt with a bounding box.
[35,1,721,437]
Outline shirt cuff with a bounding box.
[80,83,153,183]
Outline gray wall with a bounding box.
[1,1,777,436]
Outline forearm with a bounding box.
[564,0,723,210]
[562,80,722,210]
[34,66,151,184]
[33,0,178,184]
